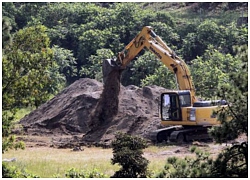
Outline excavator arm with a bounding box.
[103,26,197,104]
[102,26,228,143]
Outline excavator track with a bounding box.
[100,26,226,146]
[169,126,211,143]
[149,125,182,143]
[150,126,212,144]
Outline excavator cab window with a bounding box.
[161,93,182,121]
[179,94,191,107]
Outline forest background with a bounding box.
[2,2,248,107]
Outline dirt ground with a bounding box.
[17,77,247,150]
[18,77,168,148]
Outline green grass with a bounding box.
[2,145,182,178]
[141,2,247,26]
[2,147,119,178]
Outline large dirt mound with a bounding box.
[19,78,168,145]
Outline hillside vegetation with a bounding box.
[3,2,248,100]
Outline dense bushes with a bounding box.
[65,168,108,178]
[2,2,247,90]
[2,162,39,178]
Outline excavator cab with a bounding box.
[100,26,229,143]
[161,91,191,121]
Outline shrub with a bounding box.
[155,146,213,178]
[2,162,39,178]
[111,132,150,178]
[65,168,108,178]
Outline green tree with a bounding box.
[111,132,149,178]
[52,45,77,86]
[2,162,39,178]
[110,3,142,45]
[190,45,239,99]
[181,20,224,61]
[3,25,56,109]
[156,146,213,178]
[77,29,112,70]
[14,2,47,29]
[157,45,248,178]
[2,18,19,153]
[222,22,248,55]
[80,48,114,82]
[210,142,247,177]
[210,45,247,141]
[2,2,18,31]
[208,45,248,177]
[2,25,56,152]
[128,51,159,86]
[2,18,12,49]
[149,22,179,49]
[141,64,176,89]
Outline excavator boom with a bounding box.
[102,26,226,143]
[103,26,197,104]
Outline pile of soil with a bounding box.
[19,78,168,147]
[88,66,123,131]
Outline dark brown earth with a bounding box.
[88,67,122,132]
[17,73,247,150]
[19,77,168,147]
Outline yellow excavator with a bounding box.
[103,26,227,143]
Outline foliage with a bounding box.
[2,162,39,178]
[65,168,108,178]
[149,22,179,48]
[2,25,56,109]
[210,45,247,142]
[2,18,12,49]
[51,45,77,86]
[208,45,248,177]
[128,51,160,86]
[1,2,248,178]
[190,45,239,98]
[141,64,176,89]
[155,146,213,178]
[2,2,18,31]
[125,50,176,89]
[80,48,114,82]
[2,116,25,153]
[2,2,246,87]
[156,143,247,178]
[158,45,248,178]
[221,23,248,55]
[2,25,56,152]
[211,142,247,177]
[111,132,150,178]
[181,20,223,61]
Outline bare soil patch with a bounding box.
[19,78,168,148]
[18,76,247,149]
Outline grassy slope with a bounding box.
[139,2,248,25]
[3,147,117,177]
[2,145,195,178]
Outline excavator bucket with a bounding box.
[102,58,122,84]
